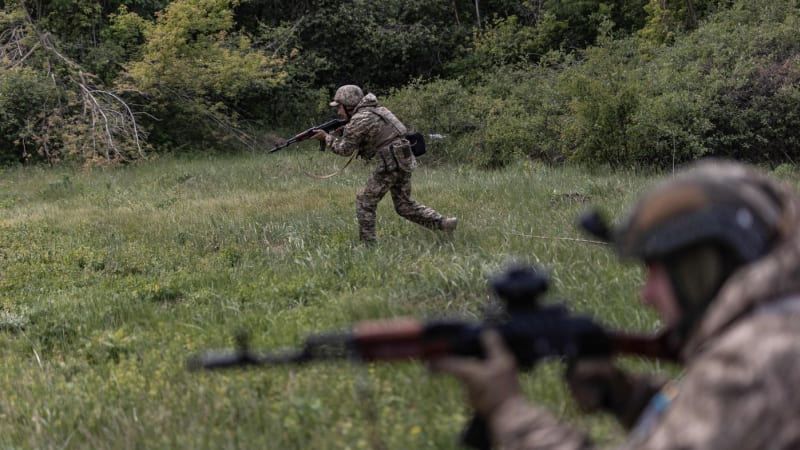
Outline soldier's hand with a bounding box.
[430,330,523,416]
[566,358,666,429]
[309,129,328,142]
[565,358,631,413]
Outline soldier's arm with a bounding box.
[325,114,372,156]
[488,397,595,450]
[566,359,668,430]
[433,331,595,450]
[627,319,800,450]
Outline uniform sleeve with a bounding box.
[482,314,800,450]
[325,114,372,157]
[482,370,666,449]
[627,317,800,450]
[489,397,595,450]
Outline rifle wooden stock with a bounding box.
[608,329,681,362]
[352,318,447,360]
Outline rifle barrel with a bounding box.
[187,350,310,370]
[268,139,294,153]
[268,118,347,154]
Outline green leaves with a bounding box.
[117,0,289,151]
[125,0,286,99]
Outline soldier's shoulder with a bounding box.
[704,310,800,370]
[350,109,382,124]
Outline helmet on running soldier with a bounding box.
[329,85,364,108]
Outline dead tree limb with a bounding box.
[0,3,148,164]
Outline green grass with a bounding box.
[1,150,676,449]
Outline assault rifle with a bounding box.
[188,265,679,449]
[268,118,348,153]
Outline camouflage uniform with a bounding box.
[485,162,800,449]
[324,93,450,242]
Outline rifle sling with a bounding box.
[305,147,359,180]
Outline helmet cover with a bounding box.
[329,85,364,108]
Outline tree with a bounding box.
[118,0,288,150]
[0,1,147,165]
[236,0,472,91]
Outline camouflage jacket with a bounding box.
[324,93,413,170]
[488,173,800,450]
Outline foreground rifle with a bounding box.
[268,118,348,153]
[188,265,679,449]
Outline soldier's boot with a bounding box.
[440,217,458,233]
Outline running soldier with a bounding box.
[311,85,457,244]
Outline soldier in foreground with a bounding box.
[433,159,800,449]
[310,85,457,244]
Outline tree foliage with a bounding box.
[0,2,147,166]
[384,0,800,169]
[2,0,800,168]
[118,0,288,150]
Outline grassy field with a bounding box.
[1,150,680,449]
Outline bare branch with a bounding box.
[0,3,149,165]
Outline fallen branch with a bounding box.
[1,3,148,164]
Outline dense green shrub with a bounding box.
[387,63,571,169]
[520,0,800,168]
[625,0,800,167]
[0,68,60,164]
[697,4,800,164]
[385,78,478,165]
[4,0,800,168]
[118,0,289,152]
[556,27,644,167]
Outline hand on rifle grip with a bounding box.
[565,358,662,429]
[565,358,626,413]
[309,129,327,141]
[430,330,523,417]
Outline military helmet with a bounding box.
[615,160,782,265]
[329,85,364,108]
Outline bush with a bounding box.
[628,1,800,167]
[119,0,288,152]
[544,1,800,168]
[555,26,646,167]
[384,78,478,165]
[0,68,61,164]
[387,63,571,168]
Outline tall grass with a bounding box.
[1,150,675,449]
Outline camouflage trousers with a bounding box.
[356,168,444,242]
